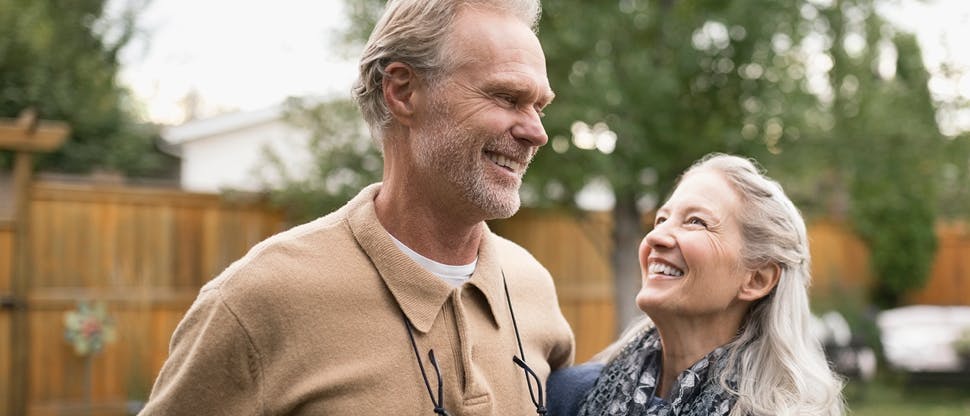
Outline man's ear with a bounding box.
[382,62,419,127]
[738,263,781,302]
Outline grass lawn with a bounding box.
[845,377,970,416]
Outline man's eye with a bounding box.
[535,105,546,118]
[497,94,517,106]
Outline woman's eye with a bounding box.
[654,216,667,226]
[687,217,708,227]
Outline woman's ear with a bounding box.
[739,263,781,301]
[382,62,418,127]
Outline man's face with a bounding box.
[410,7,553,220]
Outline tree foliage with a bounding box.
[773,1,945,307]
[0,0,175,177]
[316,0,964,321]
[842,33,941,307]
[264,98,382,223]
[938,133,970,219]
[534,0,830,325]
[534,0,959,315]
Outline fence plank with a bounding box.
[806,220,873,296]
[909,223,970,305]
[15,181,284,415]
[1,224,11,292]
[0,310,9,414]
[491,209,616,363]
[1,223,13,413]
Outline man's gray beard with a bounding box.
[413,115,522,220]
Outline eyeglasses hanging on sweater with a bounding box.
[401,269,547,415]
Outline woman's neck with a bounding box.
[652,314,744,399]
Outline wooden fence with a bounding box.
[911,222,970,305]
[1,221,14,416]
[1,181,285,416]
[805,219,873,296]
[490,209,617,365]
[497,214,970,364]
[2,181,969,415]
[805,219,970,305]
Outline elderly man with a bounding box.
[140,0,574,414]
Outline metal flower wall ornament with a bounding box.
[64,301,117,356]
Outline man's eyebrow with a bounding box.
[483,77,555,104]
[484,78,528,93]
[541,89,556,107]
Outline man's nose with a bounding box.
[511,108,548,147]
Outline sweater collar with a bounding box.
[346,183,506,333]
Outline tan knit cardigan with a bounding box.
[141,184,575,415]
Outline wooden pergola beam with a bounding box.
[0,109,70,152]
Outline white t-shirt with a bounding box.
[389,234,475,287]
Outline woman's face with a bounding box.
[636,169,752,320]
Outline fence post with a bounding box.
[0,109,69,416]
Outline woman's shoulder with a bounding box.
[549,362,604,387]
[547,362,605,416]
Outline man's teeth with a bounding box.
[648,262,684,277]
[487,153,523,171]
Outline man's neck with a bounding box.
[374,180,484,265]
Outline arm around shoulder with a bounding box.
[546,362,604,416]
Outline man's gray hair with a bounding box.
[351,0,541,145]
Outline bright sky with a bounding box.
[117,0,358,125]
[117,0,970,132]
[879,0,970,135]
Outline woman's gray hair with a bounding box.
[352,0,541,145]
[596,153,844,415]
[687,154,844,416]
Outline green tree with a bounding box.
[771,1,946,307]
[327,0,818,327]
[263,97,382,223]
[843,33,941,307]
[534,0,825,326]
[316,0,958,325]
[536,0,958,319]
[938,133,970,220]
[0,0,175,177]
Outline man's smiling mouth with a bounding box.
[485,151,524,173]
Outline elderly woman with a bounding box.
[549,153,844,416]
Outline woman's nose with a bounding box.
[644,222,675,249]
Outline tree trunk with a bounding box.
[611,194,644,334]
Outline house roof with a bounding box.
[160,105,285,147]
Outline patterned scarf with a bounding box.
[577,327,739,416]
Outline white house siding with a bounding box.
[177,119,313,193]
